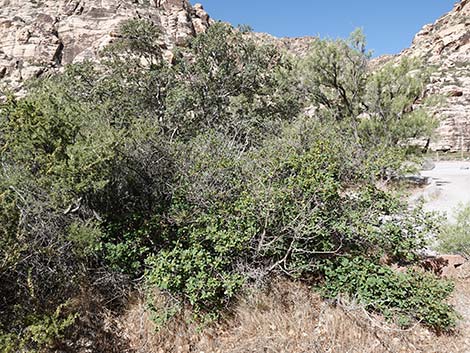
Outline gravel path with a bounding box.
[413,161,470,220]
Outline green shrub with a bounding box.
[102,214,163,274]
[0,19,455,342]
[438,204,470,259]
[145,120,445,324]
[24,304,77,349]
[322,256,458,330]
[0,333,18,353]
[145,137,258,314]
[0,304,77,353]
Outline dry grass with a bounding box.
[54,287,131,353]
[112,276,470,353]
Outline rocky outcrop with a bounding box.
[0,0,211,92]
[399,0,470,152]
[250,32,315,57]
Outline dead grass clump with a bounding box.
[117,278,470,353]
[56,287,131,353]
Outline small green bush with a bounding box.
[322,256,458,330]
[0,304,77,353]
[438,204,470,259]
[145,193,257,315]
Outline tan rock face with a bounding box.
[0,0,211,91]
[399,0,470,152]
[250,32,316,57]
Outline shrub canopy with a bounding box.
[0,21,454,351]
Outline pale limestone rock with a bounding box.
[0,0,211,92]
[249,31,316,57]
[399,0,470,152]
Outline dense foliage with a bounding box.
[0,20,454,351]
[322,256,458,329]
[438,204,470,259]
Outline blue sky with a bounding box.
[190,0,457,57]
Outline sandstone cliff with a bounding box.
[0,0,211,91]
[0,0,318,94]
[400,0,470,152]
[249,32,315,57]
